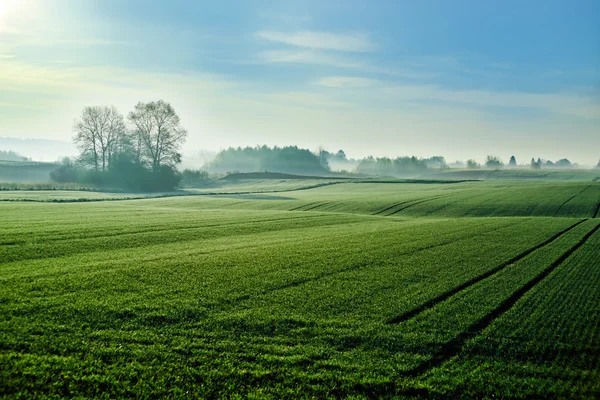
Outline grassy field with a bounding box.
[1,180,599,398]
[423,168,600,182]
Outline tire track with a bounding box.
[553,185,591,216]
[387,219,587,324]
[371,199,424,215]
[416,187,498,217]
[386,193,456,216]
[288,202,320,211]
[302,202,334,212]
[402,221,600,377]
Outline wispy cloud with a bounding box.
[261,91,349,108]
[378,84,600,119]
[310,77,600,120]
[259,49,361,68]
[0,61,237,105]
[256,31,375,52]
[0,54,16,59]
[39,38,138,47]
[315,76,379,88]
[258,49,437,79]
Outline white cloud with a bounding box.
[258,49,437,79]
[256,30,375,52]
[259,49,362,68]
[260,91,350,108]
[39,39,138,47]
[315,76,379,88]
[381,84,600,119]
[2,58,599,165]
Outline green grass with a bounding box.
[424,168,600,181]
[1,180,599,398]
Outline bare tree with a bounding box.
[73,107,100,171]
[73,106,126,171]
[128,100,187,172]
[100,106,126,171]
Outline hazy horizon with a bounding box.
[1,0,599,165]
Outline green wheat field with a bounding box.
[1,178,599,398]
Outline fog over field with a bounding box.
[1,1,599,166]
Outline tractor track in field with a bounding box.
[385,193,458,216]
[289,201,336,212]
[372,189,471,216]
[554,185,591,217]
[288,202,321,211]
[416,187,498,217]
[387,219,588,324]
[303,201,335,212]
[371,199,425,215]
[594,200,600,218]
[402,221,600,378]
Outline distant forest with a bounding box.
[204,146,453,176]
[204,146,590,177]
[2,132,597,191]
[0,150,30,162]
[206,146,328,175]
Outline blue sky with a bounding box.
[1,0,599,164]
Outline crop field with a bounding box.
[1,180,599,398]
[424,168,600,182]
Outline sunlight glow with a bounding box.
[0,0,31,22]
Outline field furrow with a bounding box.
[387,218,588,324]
[424,226,600,398]
[553,184,591,216]
[391,220,599,376]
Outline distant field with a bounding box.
[424,168,600,181]
[4,180,598,218]
[1,180,599,398]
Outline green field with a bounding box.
[1,180,599,398]
[422,168,600,182]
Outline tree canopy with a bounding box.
[0,150,29,162]
[485,156,503,168]
[128,100,187,172]
[206,146,328,175]
[54,100,187,191]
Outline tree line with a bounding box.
[204,148,586,178]
[48,100,593,189]
[353,156,448,176]
[205,146,327,175]
[464,155,577,170]
[0,150,30,162]
[52,100,187,191]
